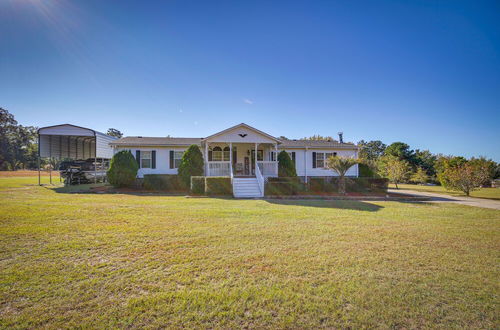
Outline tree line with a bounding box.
[358,139,499,195]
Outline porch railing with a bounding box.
[257,161,278,177]
[255,161,264,197]
[207,161,231,176]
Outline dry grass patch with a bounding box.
[0,176,499,328]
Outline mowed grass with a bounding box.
[0,176,499,328]
[390,183,500,200]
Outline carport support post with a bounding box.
[37,134,41,186]
[37,156,41,186]
[94,157,97,183]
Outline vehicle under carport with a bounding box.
[37,124,117,185]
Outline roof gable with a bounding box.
[204,123,281,144]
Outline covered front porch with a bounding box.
[204,142,278,178]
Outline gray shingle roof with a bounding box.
[279,139,357,149]
[110,137,202,146]
[111,136,358,149]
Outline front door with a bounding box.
[244,157,250,175]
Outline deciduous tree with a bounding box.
[441,163,490,196]
[378,155,411,189]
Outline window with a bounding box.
[316,153,324,168]
[223,147,230,161]
[269,151,277,161]
[141,151,152,168]
[173,151,183,168]
[212,146,223,161]
[315,152,337,168]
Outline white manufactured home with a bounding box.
[110,123,359,198]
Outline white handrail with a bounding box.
[230,163,234,194]
[255,162,264,197]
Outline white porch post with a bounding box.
[229,142,232,169]
[255,143,258,175]
[274,143,278,176]
[205,142,209,176]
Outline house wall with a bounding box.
[114,146,187,178]
[279,148,359,178]
[114,145,359,179]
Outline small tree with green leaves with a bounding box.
[411,167,429,184]
[326,156,358,194]
[277,150,297,177]
[441,162,490,196]
[379,155,411,189]
[107,150,138,187]
[178,144,204,187]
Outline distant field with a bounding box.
[390,183,500,200]
[1,176,499,328]
[0,170,59,177]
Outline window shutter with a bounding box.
[136,150,141,168]
[152,150,156,169]
[291,152,296,164]
[169,150,174,169]
[233,150,237,164]
[312,152,316,168]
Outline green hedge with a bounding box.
[143,174,186,191]
[308,177,388,193]
[266,177,305,195]
[190,176,205,195]
[205,177,232,195]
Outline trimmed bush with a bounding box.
[190,176,205,195]
[107,150,138,187]
[178,145,204,187]
[308,177,336,192]
[266,177,305,195]
[143,174,186,191]
[278,151,297,177]
[307,177,388,193]
[359,163,376,178]
[205,177,232,195]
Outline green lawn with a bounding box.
[390,183,500,200]
[1,176,499,328]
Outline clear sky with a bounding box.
[1,0,499,160]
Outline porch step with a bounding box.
[233,177,262,198]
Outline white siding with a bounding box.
[280,148,359,178]
[206,126,277,144]
[114,146,186,178]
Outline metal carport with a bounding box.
[37,124,117,185]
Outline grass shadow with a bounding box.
[265,199,384,212]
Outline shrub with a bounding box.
[359,162,376,178]
[307,177,388,193]
[143,174,186,191]
[266,177,305,195]
[107,150,138,187]
[190,176,205,195]
[278,151,297,177]
[205,177,232,195]
[178,145,204,187]
[308,177,336,192]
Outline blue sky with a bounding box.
[1,0,499,160]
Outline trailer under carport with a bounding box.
[37,124,117,185]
